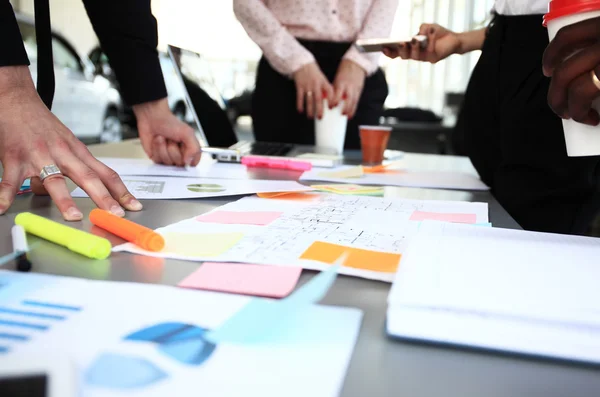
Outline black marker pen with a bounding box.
[11,225,32,272]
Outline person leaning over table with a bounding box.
[382,0,600,235]
[0,0,202,221]
[233,0,398,150]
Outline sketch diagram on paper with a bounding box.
[225,195,427,265]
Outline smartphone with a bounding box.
[0,355,78,397]
[356,35,428,53]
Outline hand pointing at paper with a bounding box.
[0,66,142,220]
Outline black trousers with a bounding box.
[458,14,600,234]
[252,39,389,150]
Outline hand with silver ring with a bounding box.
[39,164,62,182]
[543,16,600,125]
[292,62,334,120]
[0,66,143,221]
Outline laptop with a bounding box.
[167,45,342,167]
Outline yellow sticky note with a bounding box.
[300,241,401,273]
[317,166,364,179]
[312,184,383,195]
[162,232,244,257]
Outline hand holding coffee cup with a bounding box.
[543,0,600,156]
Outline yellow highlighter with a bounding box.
[15,212,112,260]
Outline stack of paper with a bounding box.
[300,165,490,191]
[115,195,489,282]
[387,222,600,363]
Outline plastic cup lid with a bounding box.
[544,0,600,26]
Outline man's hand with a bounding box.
[293,62,335,120]
[383,23,462,64]
[0,66,142,220]
[543,17,600,126]
[133,99,202,166]
[330,59,366,119]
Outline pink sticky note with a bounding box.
[410,211,477,224]
[196,211,283,226]
[178,262,303,298]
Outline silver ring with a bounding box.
[306,91,313,97]
[39,164,62,182]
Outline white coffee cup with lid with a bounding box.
[545,0,600,156]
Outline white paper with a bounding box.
[71,176,312,200]
[0,271,362,397]
[300,165,489,191]
[387,222,600,364]
[115,195,489,282]
[97,157,252,180]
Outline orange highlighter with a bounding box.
[89,209,165,252]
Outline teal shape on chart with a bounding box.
[125,322,186,343]
[124,322,216,366]
[284,262,339,305]
[85,353,168,389]
[159,338,216,366]
[165,325,206,343]
[204,261,341,345]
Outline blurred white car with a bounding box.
[17,14,123,143]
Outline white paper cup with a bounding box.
[547,9,600,157]
[315,99,348,155]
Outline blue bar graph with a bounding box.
[22,300,82,312]
[0,332,29,341]
[0,307,66,320]
[0,319,49,331]
[0,346,9,353]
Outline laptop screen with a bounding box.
[167,45,227,147]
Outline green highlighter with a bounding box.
[15,212,112,260]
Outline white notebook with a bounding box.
[387,222,600,364]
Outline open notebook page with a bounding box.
[389,222,600,326]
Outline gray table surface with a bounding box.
[1,140,599,397]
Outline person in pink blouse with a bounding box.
[234,0,398,149]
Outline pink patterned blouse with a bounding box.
[233,0,399,76]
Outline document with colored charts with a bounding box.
[114,194,489,282]
[0,270,362,397]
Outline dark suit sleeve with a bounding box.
[81,0,167,106]
[0,0,30,67]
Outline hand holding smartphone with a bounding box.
[356,35,428,53]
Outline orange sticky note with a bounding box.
[300,241,401,273]
[363,161,404,174]
[409,211,477,224]
[257,192,318,201]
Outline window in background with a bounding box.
[383,0,495,115]
[52,38,82,72]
